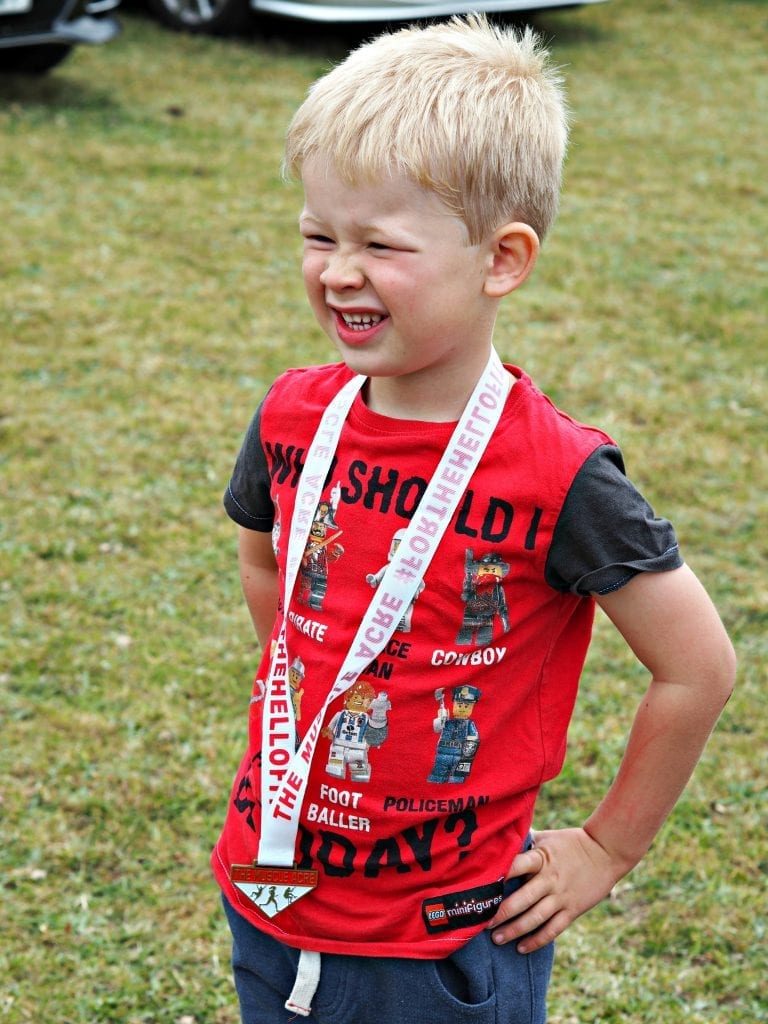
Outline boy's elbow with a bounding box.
[702,632,737,713]
[716,637,737,706]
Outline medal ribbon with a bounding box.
[257,349,508,868]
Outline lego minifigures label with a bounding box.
[421,878,505,934]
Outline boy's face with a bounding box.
[299,159,500,416]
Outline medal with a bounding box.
[230,864,320,918]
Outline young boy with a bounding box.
[212,15,735,1024]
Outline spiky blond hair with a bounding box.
[284,14,569,242]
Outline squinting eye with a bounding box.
[368,242,390,251]
[303,234,334,246]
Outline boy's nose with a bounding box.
[319,250,365,292]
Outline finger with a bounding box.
[506,846,547,880]
[490,892,559,945]
[487,846,550,930]
[516,908,572,954]
[488,873,544,927]
[492,900,569,953]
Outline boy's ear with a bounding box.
[482,223,540,299]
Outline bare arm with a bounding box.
[487,564,736,952]
[238,526,280,649]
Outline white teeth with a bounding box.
[340,312,383,330]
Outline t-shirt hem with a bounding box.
[223,484,273,531]
[213,842,490,960]
[582,545,683,596]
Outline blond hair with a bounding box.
[284,14,569,242]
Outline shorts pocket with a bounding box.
[427,931,498,1022]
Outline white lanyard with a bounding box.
[257,350,508,868]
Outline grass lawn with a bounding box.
[1,1,765,1020]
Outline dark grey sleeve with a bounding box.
[223,400,274,532]
[545,445,683,596]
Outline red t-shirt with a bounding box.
[212,363,676,957]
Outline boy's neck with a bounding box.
[363,366,514,423]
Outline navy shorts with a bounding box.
[222,878,554,1024]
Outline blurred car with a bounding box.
[0,0,121,73]
[147,0,607,36]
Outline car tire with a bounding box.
[0,44,73,73]
[146,0,253,34]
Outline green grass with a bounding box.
[1,2,766,1020]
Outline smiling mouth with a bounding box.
[339,312,384,331]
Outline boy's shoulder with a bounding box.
[510,367,616,454]
[272,361,354,390]
[266,361,355,411]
